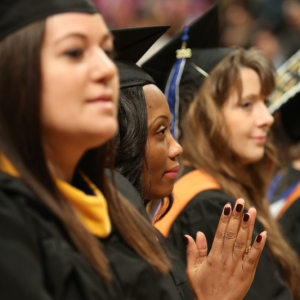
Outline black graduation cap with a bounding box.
[111,26,170,63]
[117,61,156,89]
[141,4,233,139]
[0,0,98,41]
[280,93,300,144]
[176,47,232,102]
[141,4,220,92]
[268,49,300,144]
[111,26,170,89]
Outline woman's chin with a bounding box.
[82,122,118,149]
[149,188,174,200]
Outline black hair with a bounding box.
[114,85,173,220]
[114,86,148,196]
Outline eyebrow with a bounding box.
[149,115,169,128]
[55,31,113,45]
[239,93,260,101]
[101,32,114,44]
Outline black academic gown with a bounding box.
[278,197,300,258]
[0,170,193,300]
[0,171,115,300]
[168,173,293,300]
[110,171,194,300]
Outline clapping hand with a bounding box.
[185,198,266,300]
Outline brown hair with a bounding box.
[0,20,170,280]
[180,48,300,298]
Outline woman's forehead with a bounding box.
[44,13,107,43]
[143,85,167,107]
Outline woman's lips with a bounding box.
[164,165,180,179]
[87,94,112,102]
[252,136,266,144]
[86,95,114,110]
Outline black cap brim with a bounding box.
[111,26,170,63]
[0,0,98,41]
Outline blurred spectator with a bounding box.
[220,3,254,47]
[94,0,300,99]
[277,0,300,59]
[251,29,285,68]
[93,0,215,31]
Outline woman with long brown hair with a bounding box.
[150,46,300,299]
[0,1,187,299]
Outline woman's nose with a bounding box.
[91,49,117,84]
[256,101,274,128]
[169,135,183,159]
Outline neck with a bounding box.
[45,142,85,183]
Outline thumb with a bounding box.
[185,232,208,271]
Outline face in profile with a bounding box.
[40,12,119,156]
[142,84,182,200]
[222,67,274,165]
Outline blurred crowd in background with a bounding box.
[93,0,300,165]
[93,0,300,68]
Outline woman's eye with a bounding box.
[157,126,166,136]
[65,48,84,59]
[241,101,252,109]
[264,99,270,106]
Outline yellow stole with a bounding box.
[0,157,111,238]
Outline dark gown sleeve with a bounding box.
[168,190,293,300]
[107,169,149,219]
[0,174,115,300]
[0,189,53,300]
[278,197,300,257]
[109,170,194,300]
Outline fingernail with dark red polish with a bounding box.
[256,234,262,243]
[184,236,189,245]
[224,206,230,216]
[236,203,243,213]
[243,213,250,222]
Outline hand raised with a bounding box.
[185,198,266,300]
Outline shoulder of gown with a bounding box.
[0,171,115,300]
[106,170,194,300]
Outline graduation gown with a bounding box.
[167,176,293,300]
[111,171,194,300]
[0,170,193,300]
[0,171,115,300]
[278,196,300,258]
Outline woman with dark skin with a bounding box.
[114,59,267,300]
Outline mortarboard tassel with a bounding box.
[164,26,192,140]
